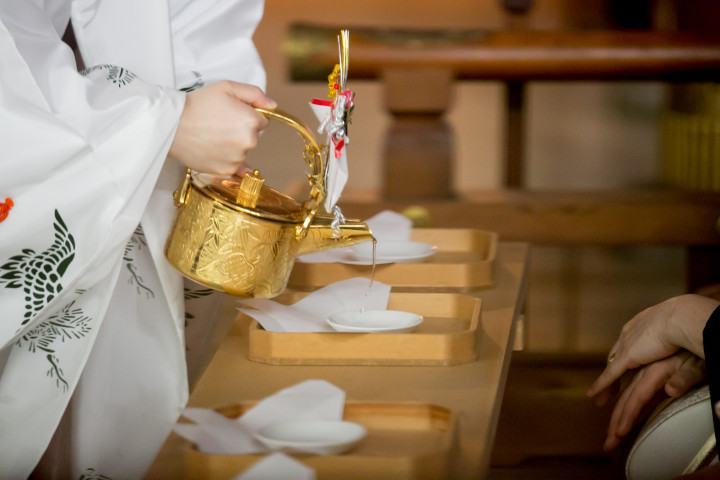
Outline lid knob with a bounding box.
[236,170,265,208]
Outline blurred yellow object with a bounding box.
[327,64,340,99]
[402,205,432,228]
[661,83,720,191]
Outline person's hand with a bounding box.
[588,294,718,401]
[602,351,705,451]
[168,81,277,175]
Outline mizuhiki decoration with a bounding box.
[309,29,354,238]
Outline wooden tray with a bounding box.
[245,291,481,366]
[184,401,456,480]
[289,228,498,290]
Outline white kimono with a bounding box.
[0,1,265,478]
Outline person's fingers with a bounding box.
[593,370,622,407]
[222,81,277,109]
[615,360,676,438]
[588,347,629,398]
[605,358,673,450]
[665,355,705,398]
[594,386,612,407]
[225,98,269,138]
[170,81,274,174]
[604,433,623,452]
[232,109,263,150]
[235,164,255,178]
[589,299,685,400]
[605,369,642,451]
[603,353,705,451]
[588,320,681,399]
[603,369,645,451]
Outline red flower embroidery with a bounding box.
[0,198,14,222]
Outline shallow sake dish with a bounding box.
[349,241,436,264]
[326,310,424,334]
[253,419,366,455]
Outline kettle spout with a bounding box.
[297,214,374,255]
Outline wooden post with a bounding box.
[381,67,456,200]
[505,81,527,188]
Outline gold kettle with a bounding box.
[164,108,374,298]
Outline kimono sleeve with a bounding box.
[169,0,267,91]
[0,0,185,345]
[703,306,720,446]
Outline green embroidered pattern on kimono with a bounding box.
[0,210,75,324]
[183,286,216,323]
[124,227,155,299]
[0,210,92,391]
[17,298,92,391]
[79,468,112,480]
[81,64,136,87]
[179,71,204,93]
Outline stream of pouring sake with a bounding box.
[360,239,377,313]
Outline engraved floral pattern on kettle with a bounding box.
[167,193,299,297]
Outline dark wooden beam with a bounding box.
[288,24,720,82]
[338,189,720,246]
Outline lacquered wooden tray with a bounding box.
[244,291,481,366]
[289,228,498,290]
[183,401,456,480]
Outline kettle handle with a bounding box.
[255,107,325,238]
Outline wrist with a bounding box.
[672,294,720,359]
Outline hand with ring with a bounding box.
[589,294,717,400]
[602,351,705,451]
[587,294,719,450]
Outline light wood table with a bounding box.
[146,242,529,479]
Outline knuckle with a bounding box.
[215,80,231,91]
[219,161,237,176]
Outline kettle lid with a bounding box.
[191,170,305,223]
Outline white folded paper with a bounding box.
[363,210,412,241]
[298,210,411,264]
[232,453,315,480]
[173,379,346,455]
[238,278,390,333]
[309,101,348,211]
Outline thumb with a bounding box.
[665,356,705,397]
[224,81,277,109]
